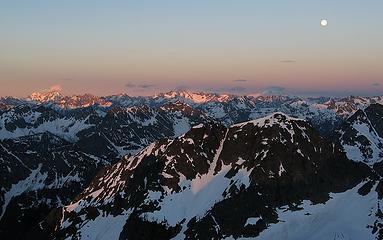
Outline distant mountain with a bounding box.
[29,90,63,103]
[39,113,376,240]
[24,89,383,118]
[16,90,383,137]
[0,97,30,109]
[325,96,383,117]
[153,91,232,104]
[0,105,99,141]
[0,90,351,155]
[28,90,112,109]
[76,102,210,159]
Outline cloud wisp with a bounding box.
[262,86,285,95]
[280,59,296,63]
[126,82,156,90]
[233,79,248,83]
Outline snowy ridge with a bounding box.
[0,106,95,141]
[154,91,232,104]
[338,105,383,165]
[227,182,381,240]
[233,112,303,128]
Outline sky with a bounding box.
[0,0,382,97]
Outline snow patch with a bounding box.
[256,182,379,240]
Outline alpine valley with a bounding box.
[1,89,383,240]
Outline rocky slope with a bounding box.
[40,113,374,239]
[337,104,383,166]
[0,132,110,239]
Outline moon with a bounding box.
[320,19,328,27]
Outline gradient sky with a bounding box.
[1,0,382,97]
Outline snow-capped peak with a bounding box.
[27,90,113,108]
[29,89,63,103]
[337,104,383,165]
[155,90,232,103]
[233,112,303,128]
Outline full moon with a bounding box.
[320,19,328,27]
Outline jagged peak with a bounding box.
[27,89,114,109]
[29,89,63,102]
[154,90,233,103]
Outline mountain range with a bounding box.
[1,89,383,239]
